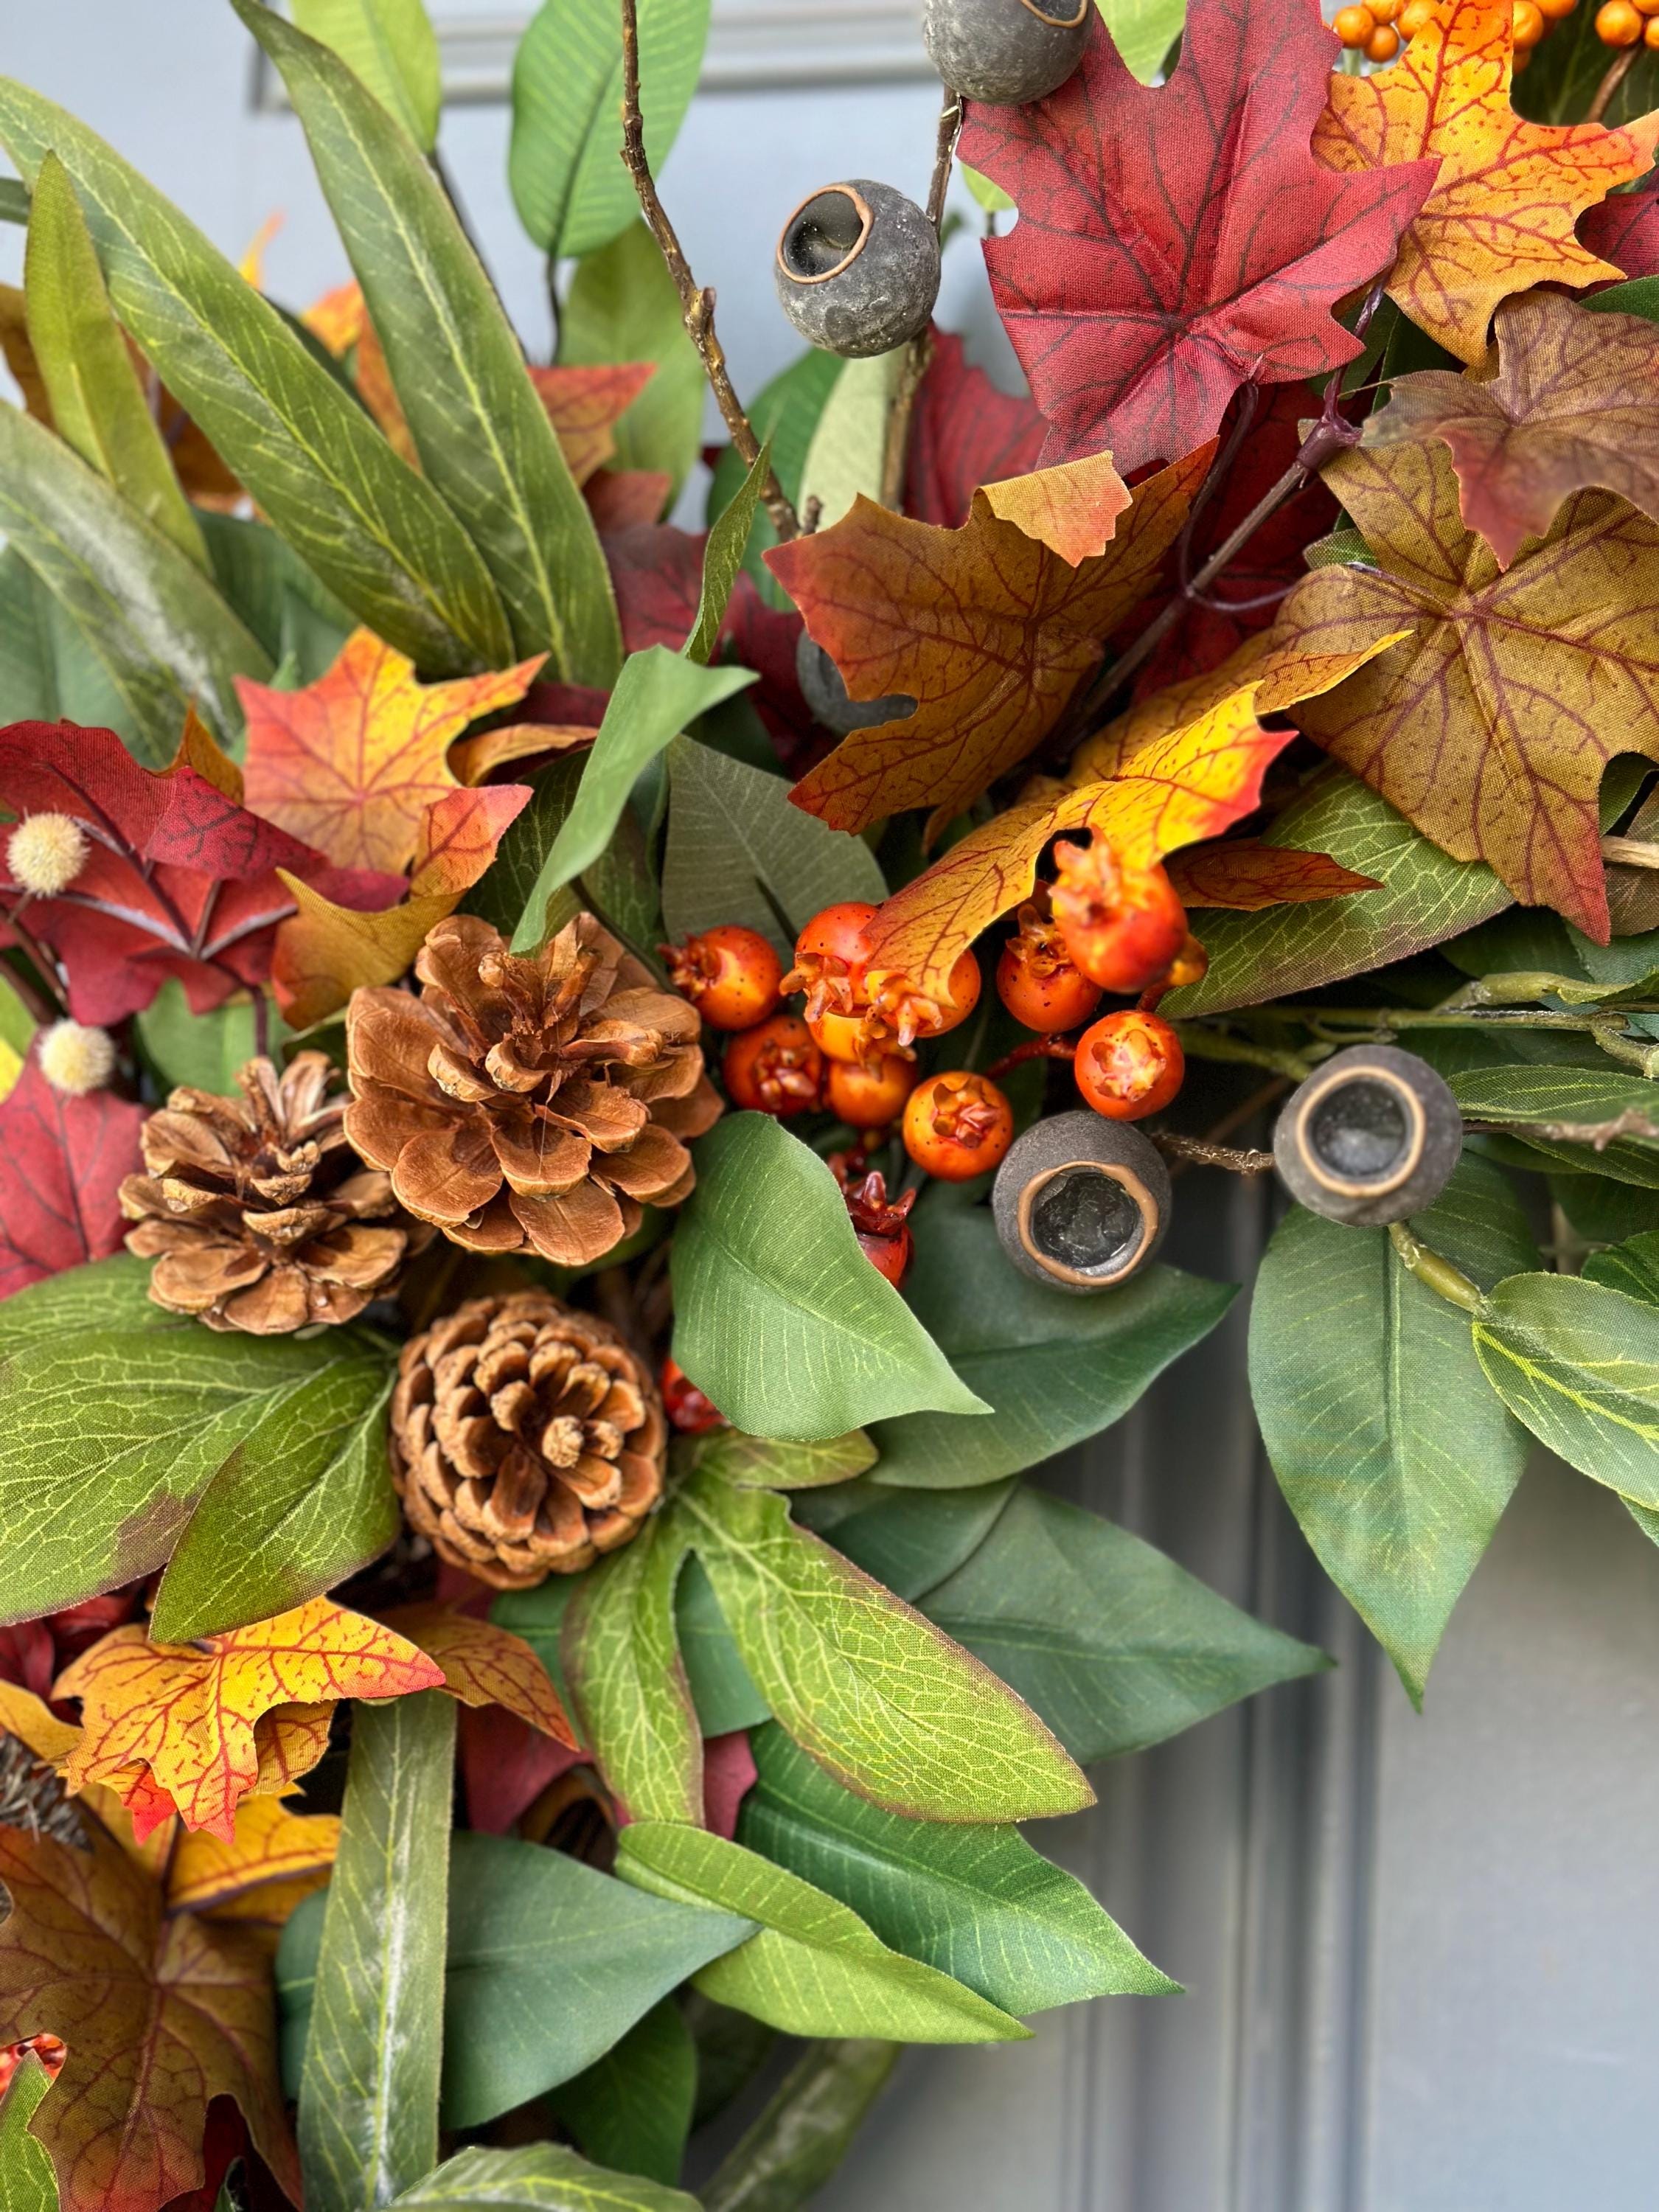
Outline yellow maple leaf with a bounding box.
[167,1795,340,1927]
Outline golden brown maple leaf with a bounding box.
[1277,437,1659,939]
[380,1603,576,1745]
[771,448,1211,835]
[1166,840,1382,910]
[1314,0,1656,365]
[165,1794,339,1927]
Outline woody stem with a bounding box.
[879,91,964,512]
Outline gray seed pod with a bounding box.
[775,181,942,359]
[796,633,914,734]
[992,1110,1171,1295]
[1273,1045,1462,1228]
[923,0,1091,105]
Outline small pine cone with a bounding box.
[390,1290,666,1587]
[345,911,722,1270]
[120,1051,420,1334]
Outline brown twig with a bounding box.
[618,0,798,539]
[879,92,964,511]
[1150,1130,1276,1175]
[1466,1109,1659,1150]
[1587,45,1639,125]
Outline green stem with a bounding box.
[1172,1024,1317,1082]
[700,2040,900,2212]
[1388,1222,1486,1315]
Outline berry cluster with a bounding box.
[1335,0,1626,67]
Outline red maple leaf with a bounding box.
[903,331,1047,529]
[959,0,1437,474]
[1579,175,1659,281]
[0,1059,145,1301]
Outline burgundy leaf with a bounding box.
[0,1057,145,1301]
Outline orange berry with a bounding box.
[996,939,1103,1033]
[1335,2,1376,41]
[1074,1011,1186,1123]
[1399,0,1436,27]
[1366,21,1402,53]
[723,1014,824,1117]
[1051,838,1189,995]
[662,925,782,1032]
[1598,0,1641,40]
[902,1071,1015,1183]
[1512,0,1545,41]
[826,1051,917,1130]
[863,948,981,1050]
[1537,0,1577,15]
[782,902,877,1020]
[1368,0,1402,18]
[1646,10,1659,35]
[809,1007,877,1065]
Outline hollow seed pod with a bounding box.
[775,180,942,358]
[922,0,1091,105]
[992,1110,1171,1294]
[1272,1045,1462,1227]
[796,634,915,734]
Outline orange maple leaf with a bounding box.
[237,629,546,874]
[55,1599,443,1842]
[1276,437,1659,939]
[380,1602,576,1745]
[769,448,1211,835]
[528,363,655,487]
[1313,0,1657,365]
[166,1795,339,1928]
[1167,840,1382,910]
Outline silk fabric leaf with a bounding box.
[560,222,704,498]
[692,1430,876,1492]
[548,2000,696,2192]
[0,2056,57,2212]
[1473,1273,1659,1503]
[387,2144,701,2211]
[563,1511,703,1825]
[685,444,771,665]
[292,0,442,151]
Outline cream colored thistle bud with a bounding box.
[8,813,89,898]
[38,1020,116,1097]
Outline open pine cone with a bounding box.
[345,911,720,1269]
[119,1052,419,1333]
[390,1291,666,1585]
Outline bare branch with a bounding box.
[880,91,964,512]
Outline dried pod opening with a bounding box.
[1022,0,1091,22]
[1020,1159,1151,1286]
[1297,1068,1425,1198]
[778,187,872,285]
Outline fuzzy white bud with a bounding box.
[38,1020,117,1098]
[8,813,89,899]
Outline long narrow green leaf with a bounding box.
[298,1691,456,2212]
[1473,1272,1659,1502]
[25,153,207,568]
[0,77,512,675]
[293,0,442,150]
[685,443,770,665]
[0,2056,58,2212]
[699,2039,897,2212]
[234,0,621,684]
[0,178,27,225]
[0,400,269,759]
[390,2146,700,2211]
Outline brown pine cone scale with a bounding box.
[391,1291,667,1587]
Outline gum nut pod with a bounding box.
[1272,1045,1463,1227]
[775,179,942,358]
[922,0,1091,105]
[992,1110,1172,1294]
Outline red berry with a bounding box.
[723,1014,824,1117]
[782,901,880,1020]
[902,1071,1015,1182]
[661,1354,727,1434]
[841,1169,917,1287]
[826,1051,917,1130]
[996,907,1102,1033]
[663,925,782,1032]
[1051,837,1189,995]
[1074,1009,1185,1121]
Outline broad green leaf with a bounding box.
[1473,1273,1659,1503]
[797,350,905,533]
[281,1833,752,2130]
[661,736,886,961]
[871,1196,1234,1489]
[1551,1172,1659,1244]
[0,79,512,675]
[1098,0,1186,79]
[1450,1065,1659,1187]
[675,1559,767,1734]
[561,222,704,498]
[24,153,206,567]
[299,1691,455,2212]
[1584,1228,1659,1304]
[549,2001,696,2191]
[691,1429,876,1492]
[0,546,58,721]
[390,2146,699,2212]
[0,2056,57,2212]
[235,1,619,686]
[922,1486,1329,1763]
[565,1512,703,1826]
[740,1727,1174,2014]
[794,1478,1016,1601]
[685,444,771,666]
[464,754,588,939]
[616,1825,1028,2043]
[705,349,843,605]
[510,0,709,260]
[670,1115,987,1439]
[512,650,754,948]
[0,401,268,760]
[678,1467,1092,1822]
[1248,1157,1534,1705]
[133,982,282,1095]
[293,0,442,151]
[0,1256,397,1629]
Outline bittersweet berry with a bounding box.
[902,1070,1015,1182]
[1051,836,1189,996]
[1074,1009,1185,1122]
[723,1014,824,1118]
[663,925,783,1032]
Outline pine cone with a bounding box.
[120,1052,417,1333]
[345,911,720,1269]
[390,1290,666,1586]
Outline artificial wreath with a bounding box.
[0,0,1658,2203]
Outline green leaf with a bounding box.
[0,2056,57,2212]
[389,2146,700,2212]
[1248,1157,1534,1705]
[565,1512,703,1826]
[0,546,59,721]
[463,754,588,939]
[0,401,268,761]
[698,2038,894,2212]
[958,164,1015,216]
[0,178,27,226]
[660,737,886,961]
[685,444,771,666]
[549,2001,696,2191]
[740,1726,1175,2014]
[1584,1228,1659,1304]
[133,982,279,1095]
[922,1485,1329,1763]
[512,650,754,948]
[1097,0,1186,79]
[560,223,704,498]
[870,1195,1234,1489]
[1450,1065,1659,1186]
[510,0,709,261]
[678,1467,1092,1822]
[299,1691,455,2212]
[616,1824,1029,2043]
[705,349,843,606]
[292,0,442,151]
[234,0,619,686]
[0,79,512,675]
[24,153,206,568]
[1551,1172,1659,1245]
[797,351,905,533]
[690,1429,877,1492]
[670,1114,987,1439]
[794,1478,1016,1601]
[1444,908,1659,1006]
[198,509,354,678]
[0,1256,397,1629]
[1473,1273,1659,1503]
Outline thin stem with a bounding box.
[1172,1024,1317,1082]
[1466,1107,1659,1149]
[987,1031,1079,1080]
[1388,1222,1486,1314]
[1150,1130,1275,1175]
[617,0,798,539]
[880,92,964,512]
[4,906,69,1018]
[1587,44,1638,125]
